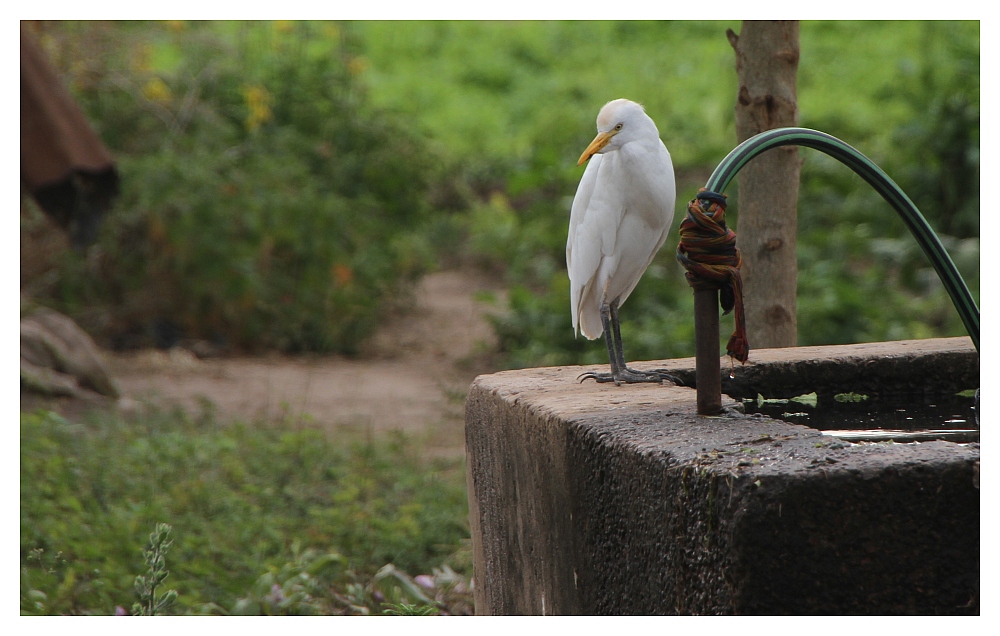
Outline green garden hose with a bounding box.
[705,127,979,352]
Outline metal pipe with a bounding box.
[694,288,722,415]
[706,127,979,351]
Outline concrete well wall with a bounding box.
[464,337,979,615]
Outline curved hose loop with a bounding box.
[706,127,979,352]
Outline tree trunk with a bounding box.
[727,21,800,349]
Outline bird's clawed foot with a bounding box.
[576,371,621,384]
[577,368,675,386]
[648,369,684,386]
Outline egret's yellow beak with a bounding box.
[577,130,617,166]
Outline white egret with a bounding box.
[568,98,677,384]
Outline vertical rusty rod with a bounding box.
[694,288,722,415]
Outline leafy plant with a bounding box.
[834,392,869,403]
[382,601,439,616]
[132,523,179,616]
[756,392,818,408]
[20,407,470,614]
[226,545,346,615]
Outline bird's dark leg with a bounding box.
[609,300,670,383]
[578,302,623,384]
[579,300,672,385]
[609,301,683,384]
[602,304,622,376]
[609,299,629,371]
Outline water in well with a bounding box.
[742,389,979,443]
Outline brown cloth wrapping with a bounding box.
[21,25,119,247]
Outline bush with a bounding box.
[28,21,435,353]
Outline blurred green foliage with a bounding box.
[351,20,979,363]
[20,408,470,614]
[24,20,979,361]
[28,21,435,352]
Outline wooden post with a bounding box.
[694,288,722,415]
[728,21,801,348]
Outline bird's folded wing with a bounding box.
[567,154,601,271]
[568,155,627,338]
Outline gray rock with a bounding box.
[20,306,120,399]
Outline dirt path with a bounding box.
[107,270,506,455]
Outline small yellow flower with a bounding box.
[347,56,368,76]
[489,191,511,210]
[274,20,294,34]
[142,77,172,104]
[241,84,273,132]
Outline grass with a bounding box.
[20,406,472,615]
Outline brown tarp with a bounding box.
[21,25,119,247]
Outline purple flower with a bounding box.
[267,583,285,604]
[114,606,128,616]
[414,575,435,590]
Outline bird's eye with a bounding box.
[614,123,623,131]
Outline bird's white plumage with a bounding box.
[567,99,676,339]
